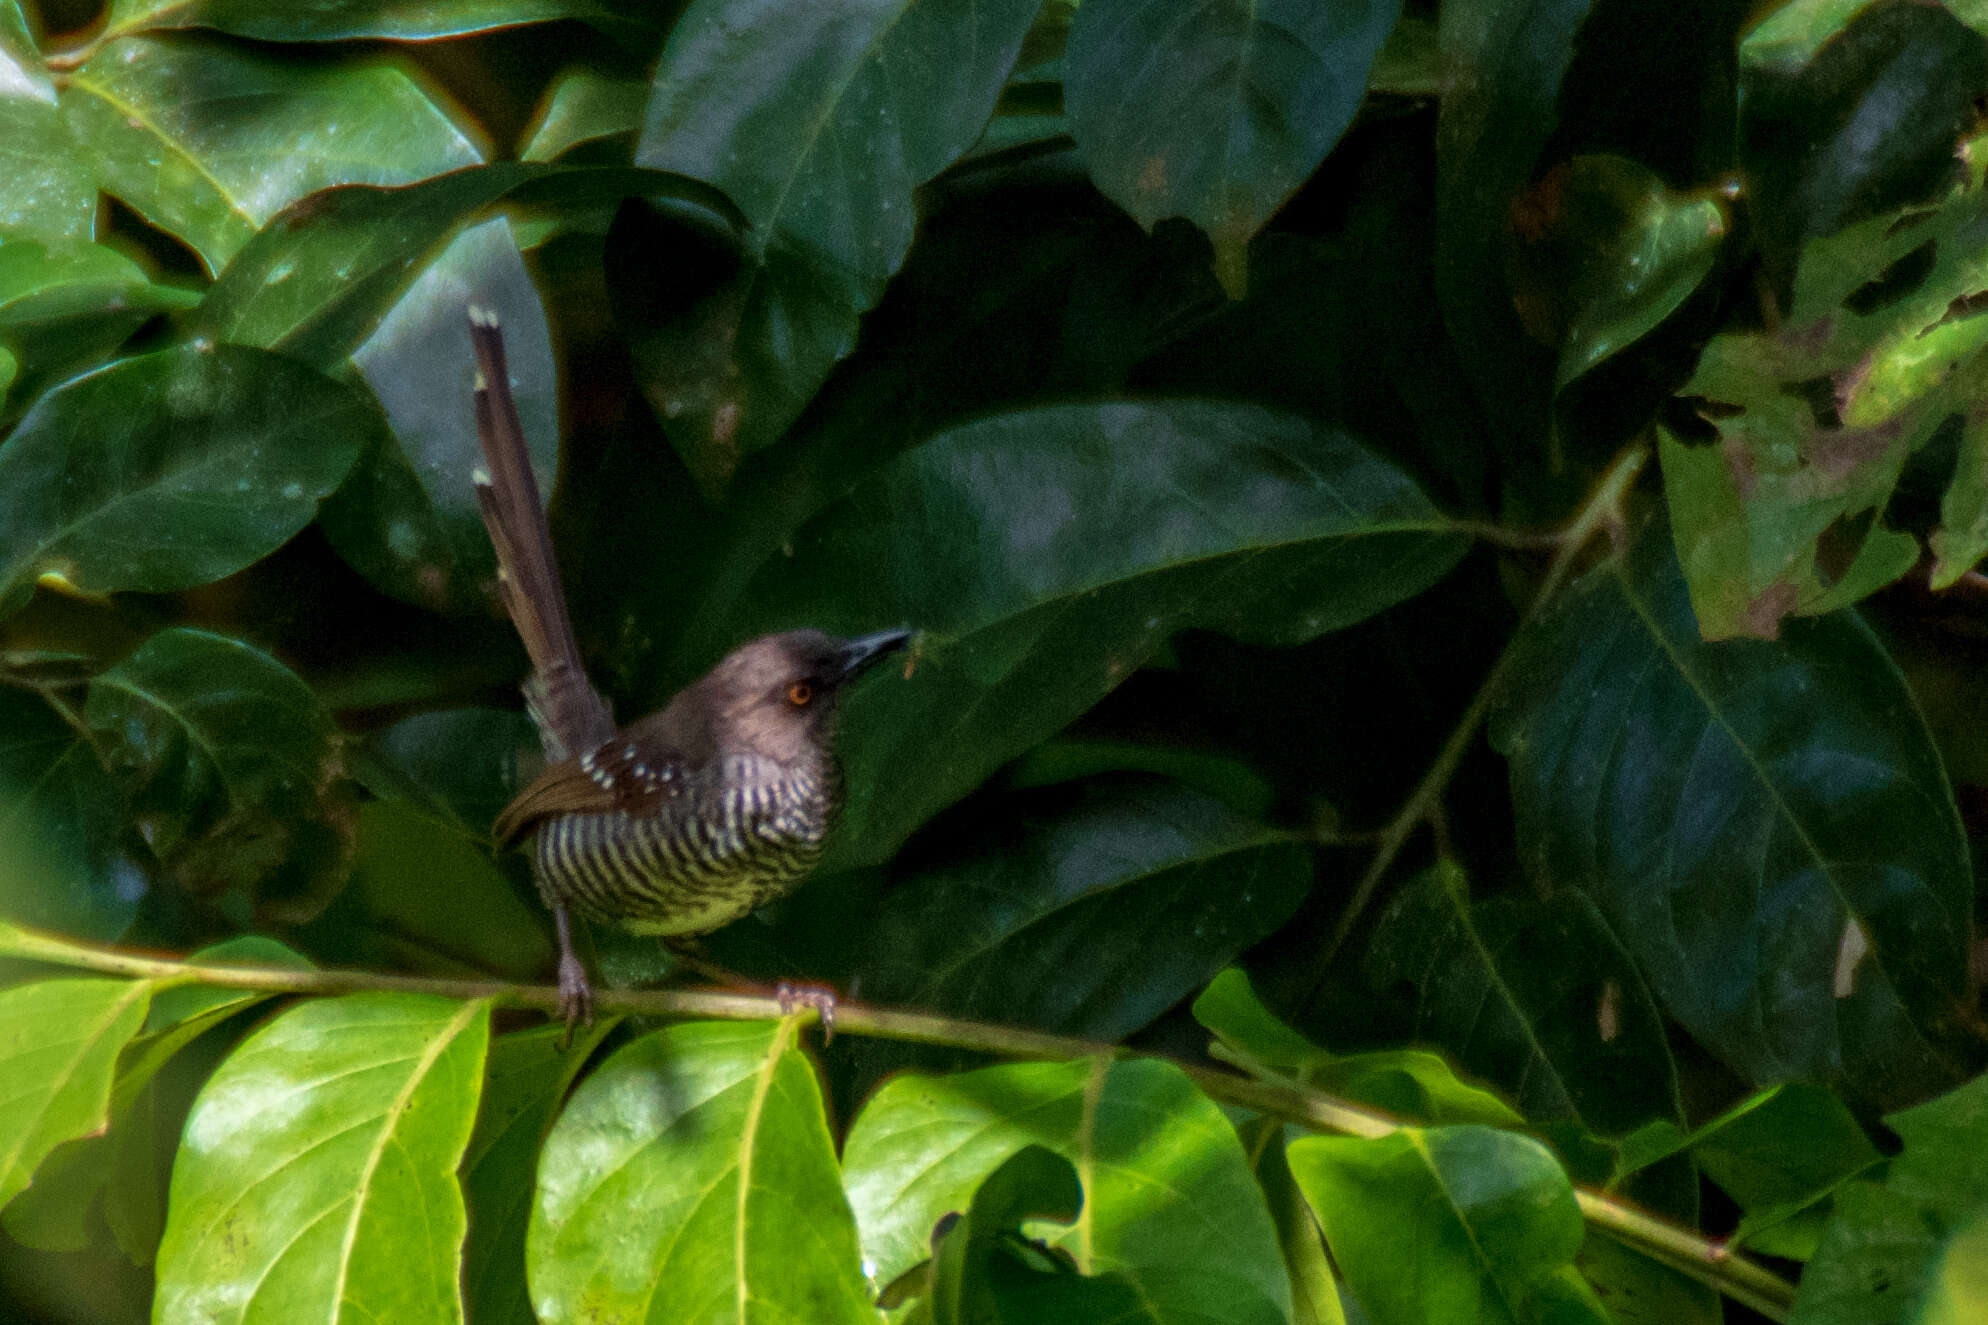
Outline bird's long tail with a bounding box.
[467,305,615,762]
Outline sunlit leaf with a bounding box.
[529,1019,873,1324]
[715,400,1468,865]
[631,0,1040,483]
[0,343,372,616]
[1288,1126,1606,1325]
[0,2,93,239]
[1066,0,1401,295]
[154,994,490,1324]
[61,34,480,274]
[85,628,353,921]
[0,978,153,1211]
[1493,514,1974,1106]
[844,1056,1292,1325]
[522,69,645,164]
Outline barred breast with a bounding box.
[531,757,834,937]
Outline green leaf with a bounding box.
[84,628,353,921]
[0,3,94,239]
[1065,0,1402,296]
[0,343,372,616]
[843,1056,1293,1324]
[905,1145,1147,1324]
[1573,1229,1721,1325]
[1287,1126,1606,1325]
[461,1021,615,1325]
[1363,863,1678,1136]
[1492,514,1975,1106]
[522,69,646,164]
[100,0,650,43]
[529,1019,874,1324]
[194,162,741,370]
[1194,966,1523,1128]
[0,978,153,1211]
[1917,1209,1988,1325]
[0,689,148,939]
[318,215,558,613]
[61,34,481,274]
[359,707,539,840]
[718,400,1468,865]
[1661,117,1988,635]
[1794,1180,1942,1325]
[1237,1118,1349,1325]
[862,778,1310,1041]
[154,994,490,1324]
[1613,1084,1881,1253]
[632,0,1040,483]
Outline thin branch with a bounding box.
[1318,445,1649,965]
[3,918,1792,1320]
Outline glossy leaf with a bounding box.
[1662,121,1988,636]
[1364,864,1678,1137]
[899,1145,1146,1324]
[84,628,353,919]
[1492,515,1974,1106]
[320,216,558,613]
[522,69,645,164]
[153,994,490,1324]
[1613,1084,1881,1253]
[632,0,1040,481]
[461,1021,615,1325]
[1288,1126,1606,1325]
[0,2,93,239]
[1065,0,1402,295]
[0,689,148,939]
[529,1019,873,1324]
[99,0,648,43]
[62,35,480,274]
[862,778,1310,1041]
[843,1056,1292,1325]
[194,162,740,370]
[361,707,540,839]
[0,978,153,1211]
[0,343,372,616]
[718,400,1469,865]
[1194,966,1522,1128]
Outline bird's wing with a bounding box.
[492,735,694,844]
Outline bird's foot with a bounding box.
[775,981,838,1042]
[556,949,594,1049]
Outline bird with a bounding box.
[465,304,909,1032]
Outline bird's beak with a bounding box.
[834,629,912,681]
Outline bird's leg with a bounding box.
[775,982,838,1042]
[551,903,593,1046]
[662,938,838,1040]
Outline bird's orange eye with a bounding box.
[786,681,814,707]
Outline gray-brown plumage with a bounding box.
[467,305,907,1030]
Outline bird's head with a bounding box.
[694,628,911,762]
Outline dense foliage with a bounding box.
[1,0,1986,1320]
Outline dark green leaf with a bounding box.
[318,216,558,613]
[0,689,148,939]
[1364,863,1679,1136]
[719,400,1468,864]
[84,628,353,920]
[529,1019,873,1324]
[461,1021,615,1325]
[1574,1230,1721,1325]
[360,707,539,839]
[153,994,490,1324]
[99,0,650,43]
[0,344,372,615]
[843,1056,1293,1324]
[0,3,93,239]
[1492,514,1975,1106]
[1194,966,1522,1128]
[1288,1126,1606,1325]
[522,69,645,164]
[1065,0,1402,295]
[632,0,1040,480]
[1792,1180,1941,1325]
[864,778,1310,1041]
[0,978,153,1211]
[61,34,481,274]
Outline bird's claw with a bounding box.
[557,950,595,1050]
[775,981,837,1042]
